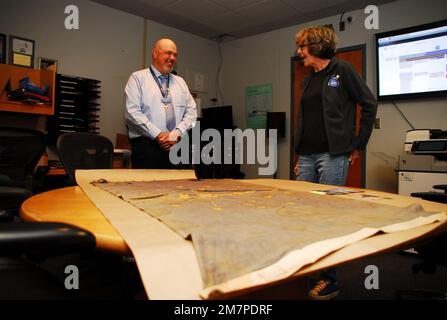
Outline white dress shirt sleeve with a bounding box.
[125,72,162,140]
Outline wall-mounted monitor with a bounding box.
[375,19,447,101]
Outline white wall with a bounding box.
[220,0,447,192]
[0,0,219,149]
[0,0,143,145]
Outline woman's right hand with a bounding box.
[293,160,298,177]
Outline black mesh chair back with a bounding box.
[0,127,46,188]
[0,222,96,299]
[57,132,114,185]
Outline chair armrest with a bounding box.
[0,222,96,256]
[433,185,447,193]
[0,185,32,202]
[411,192,447,204]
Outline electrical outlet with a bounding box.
[374,118,381,129]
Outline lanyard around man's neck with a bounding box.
[149,67,170,98]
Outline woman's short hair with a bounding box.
[295,26,338,59]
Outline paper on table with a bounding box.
[76,169,203,300]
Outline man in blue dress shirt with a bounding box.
[125,38,197,168]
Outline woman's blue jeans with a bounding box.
[296,152,349,186]
[296,152,350,283]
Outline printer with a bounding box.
[398,129,447,195]
[400,129,447,172]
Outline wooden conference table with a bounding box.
[19,171,447,298]
[21,185,130,254]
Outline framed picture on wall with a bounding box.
[0,33,6,64]
[39,57,58,72]
[9,35,35,68]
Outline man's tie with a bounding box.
[160,75,176,131]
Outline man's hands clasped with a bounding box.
[156,130,181,151]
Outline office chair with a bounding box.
[57,133,146,298]
[411,185,447,204]
[57,132,114,185]
[0,127,46,188]
[410,184,447,272]
[115,133,131,150]
[114,133,132,169]
[0,222,95,299]
[0,127,46,221]
[396,184,447,299]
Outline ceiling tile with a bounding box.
[235,0,301,24]
[201,11,251,36]
[164,0,233,21]
[280,0,347,13]
[209,0,265,11]
[137,0,180,8]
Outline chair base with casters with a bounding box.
[0,222,95,299]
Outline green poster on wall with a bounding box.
[245,83,272,129]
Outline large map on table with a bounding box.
[93,179,444,296]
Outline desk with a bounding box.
[46,168,67,176]
[20,170,447,299]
